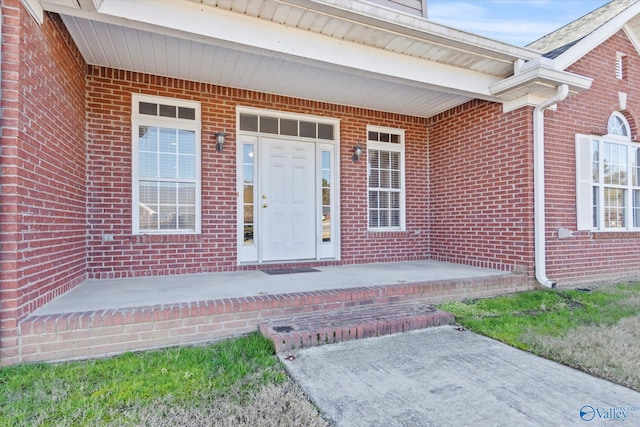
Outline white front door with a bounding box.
[260,137,316,261]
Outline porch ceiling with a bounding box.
[41,0,550,118]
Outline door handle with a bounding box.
[262,194,267,199]
[262,203,268,208]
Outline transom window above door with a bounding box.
[239,113,334,140]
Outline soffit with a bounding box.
[40,0,542,118]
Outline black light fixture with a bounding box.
[215,132,227,152]
[352,143,364,162]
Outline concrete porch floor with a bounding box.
[34,260,509,316]
[17,260,532,364]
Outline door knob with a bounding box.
[262,194,267,199]
[262,203,268,208]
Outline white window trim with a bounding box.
[576,113,640,232]
[131,94,202,235]
[366,125,406,231]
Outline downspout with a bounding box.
[533,84,568,288]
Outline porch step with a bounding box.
[260,300,455,353]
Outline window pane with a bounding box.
[244,184,253,203]
[240,114,258,132]
[260,116,278,134]
[159,154,177,178]
[592,140,599,183]
[368,131,378,141]
[139,153,157,178]
[300,121,316,138]
[243,144,254,164]
[159,129,176,153]
[178,130,195,154]
[244,225,254,244]
[139,102,157,116]
[634,147,640,186]
[318,123,334,140]
[390,210,400,227]
[139,202,158,230]
[178,155,195,179]
[159,104,177,118]
[139,126,158,151]
[280,119,298,136]
[593,186,599,229]
[178,206,195,230]
[178,183,195,204]
[159,182,177,204]
[140,181,158,204]
[368,192,378,209]
[159,206,177,229]
[634,190,640,228]
[604,187,625,228]
[369,169,379,187]
[369,210,379,227]
[178,107,196,120]
[243,165,254,183]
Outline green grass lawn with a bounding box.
[439,282,640,391]
[3,284,639,426]
[0,333,329,427]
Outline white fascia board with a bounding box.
[45,0,501,99]
[490,65,592,98]
[553,2,640,71]
[21,0,44,24]
[282,0,540,63]
[501,95,550,114]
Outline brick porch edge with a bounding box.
[15,274,530,364]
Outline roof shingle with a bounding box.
[527,0,639,58]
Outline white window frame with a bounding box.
[131,94,202,235]
[366,125,406,231]
[576,112,640,231]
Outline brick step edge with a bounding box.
[260,304,455,353]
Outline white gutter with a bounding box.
[533,84,568,288]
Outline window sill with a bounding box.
[591,231,640,239]
[131,234,202,244]
[367,230,408,239]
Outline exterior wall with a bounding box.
[544,30,640,286]
[86,66,430,279]
[0,4,87,364]
[428,100,535,275]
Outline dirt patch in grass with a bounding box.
[439,282,640,392]
[527,314,640,391]
[109,381,330,427]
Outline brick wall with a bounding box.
[428,100,535,275]
[86,67,430,278]
[544,30,640,286]
[0,4,87,364]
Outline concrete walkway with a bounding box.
[34,260,506,315]
[282,326,640,427]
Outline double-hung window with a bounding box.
[367,126,405,230]
[576,112,640,231]
[132,94,201,234]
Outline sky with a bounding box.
[427,0,611,46]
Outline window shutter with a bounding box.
[575,134,593,231]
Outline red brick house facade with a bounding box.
[2,0,640,364]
